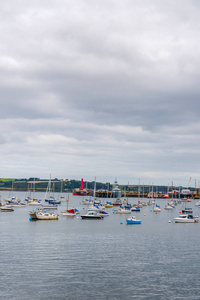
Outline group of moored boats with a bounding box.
[1,191,200,224]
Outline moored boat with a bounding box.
[126,216,142,224]
[112,198,122,206]
[81,211,104,219]
[113,208,131,214]
[131,206,140,212]
[36,211,59,220]
[174,214,199,223]
[153,205,161,212]
[0,205,14,212]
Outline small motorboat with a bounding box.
[174,214,199,223]
[81,211,104,219]
[126,216,142,224]
[0,205,14,212]
[36,211,59,220]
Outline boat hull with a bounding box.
[81,215,103,219]
[174,218,194,223]
[126,220,142,224]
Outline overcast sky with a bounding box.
[1,0,200,187]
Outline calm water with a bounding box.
[0,191,200,299]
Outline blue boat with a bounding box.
[126,216,142,224]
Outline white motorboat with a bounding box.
[0,205,14,212]
[36,211,59,220]
[174,214,199,223]
[81,211,104,219]
[114,208,131,214]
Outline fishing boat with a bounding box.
[81,211,104,219]
[174,214,199,223]
[0,205,14,212]
[126,216,142,224]
[35,211,59,220]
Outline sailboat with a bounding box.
[152,185,161,212]
[4,180,21,204]
[44,176,61,205]
[62,194,79,216]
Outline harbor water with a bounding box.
[0,191,200,299]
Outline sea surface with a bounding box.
[0,191,200,300]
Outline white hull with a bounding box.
[114,209,131,214]
[62,212,76,216]
[36,212,59,220]
[153,207,161,212]
[174,218,195,223]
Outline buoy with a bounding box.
[144,214,147,216]
[179,211,181,214]
[29,218,32,221]
[150,210,152,212]
[164,208,166,210]
[120,222,123,224]
[168,220,171,223]
[155,212,157,214]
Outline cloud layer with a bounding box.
[0,0,200,186]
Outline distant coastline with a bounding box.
[0,178,198,198]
